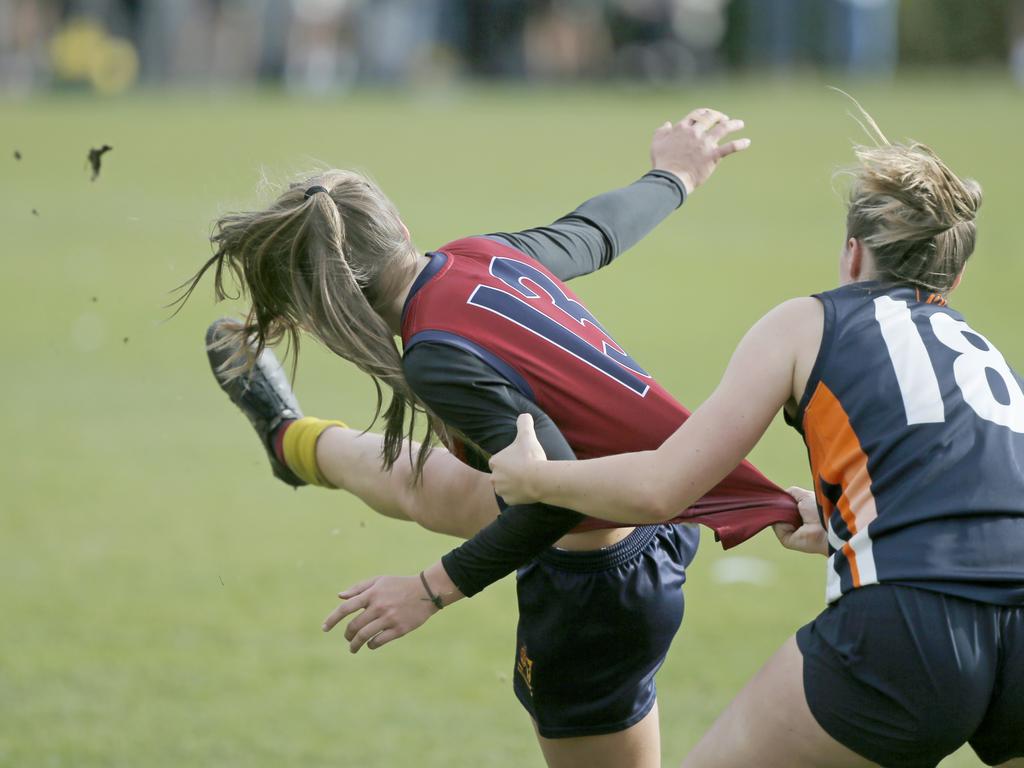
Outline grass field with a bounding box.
[3,77,1022,767]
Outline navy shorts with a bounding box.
[797,584,1024,767]
[512,524,700,739]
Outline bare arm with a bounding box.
[489,298,823,523]
[320,346,585,653]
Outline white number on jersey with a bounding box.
[874,296,1024,433]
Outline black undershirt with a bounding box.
[403,170,686,597]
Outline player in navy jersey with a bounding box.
[490,108,1024,767]
[184,109,801,768]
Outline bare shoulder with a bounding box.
[748,297,824,344]
[737,297,824,403]
[764,296,823,323]
[755,297,826,402]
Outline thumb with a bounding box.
[515,413,536,445]
[772,522,795,543]
[785,485,810,501]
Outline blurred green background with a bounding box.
[2,79,1022,767]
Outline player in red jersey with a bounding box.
[186,108,799,768]
[490,109,1024,767]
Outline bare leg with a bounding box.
[315,427,498,540]
[682,637,876,768]
[318,426,665,768]
[534,702,661,768]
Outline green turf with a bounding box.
[3,78,1022,767]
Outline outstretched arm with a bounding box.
[489,298,822,523]
[321,345,584,652]
[404,350,585,597]
[492,108,751,281]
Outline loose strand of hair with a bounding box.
[828,86,890,147]
[166,250,224,317]
[175,169,450,482]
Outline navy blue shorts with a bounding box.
[797,584,1024,767]
[512,524,700,738]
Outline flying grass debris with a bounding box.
[13,150,21,161]
[88,145,113,181]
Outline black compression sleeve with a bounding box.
[489,170,685,282]
[403,343,584,597]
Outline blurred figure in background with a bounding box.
[1,1,1021,92]
[522,0,611,80]
[733,0,897,75]
[0,0,57,93]
[284,0,358,94]
[824,0,898,76]
[1012,0,1024,86]
[604,0,691,80]
[354,0,451,85]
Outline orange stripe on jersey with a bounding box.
[802,382,879,587]
[841,541,861,585]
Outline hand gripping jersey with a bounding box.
[789,282,1024,605]
[401,236,798,547]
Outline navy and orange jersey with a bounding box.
[789,282,1024,606]
[402,235,798,546]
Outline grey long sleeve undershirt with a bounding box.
[487,169,685,281]
[403,170,686,598]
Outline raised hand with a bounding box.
[650,107,751,195]
[488,413,547,505]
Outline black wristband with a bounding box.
[419,571,444,610]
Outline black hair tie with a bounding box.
[304,185,330,198]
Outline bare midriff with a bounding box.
[555,527,635,551]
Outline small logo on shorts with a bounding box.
[516,644,534,694]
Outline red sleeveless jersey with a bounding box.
[402,237,798,547]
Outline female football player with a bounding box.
[488,112,1024,767]
[188,109,799,768]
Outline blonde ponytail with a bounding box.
[841,101,982,293]
[177,170,446,478]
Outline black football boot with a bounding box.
[205,318,306,487]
